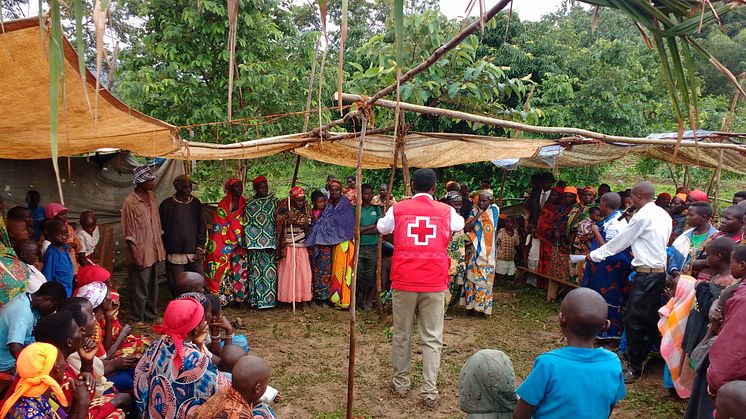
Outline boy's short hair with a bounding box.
[412,169,437,193]
[310,190,324,202]
[59,298,93,326]
[34,310,76,348]
[33,281,67,302]
[6,206,30,220]
[707,236,737,260]
[44,219,66,236]
[588,207,601,215]
[688,201,713,218]
[560,288,608,340]
[361,183,373,192]
[731,244,746,263]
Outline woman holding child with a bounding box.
[461,190,500,316]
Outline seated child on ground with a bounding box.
[513,288,626,419]
[41,219,75,297]
[13,239,47,293]
[197,355,277,418]
[175,271,206,295]
[76,210,100,266]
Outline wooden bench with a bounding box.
[516,266,579,302]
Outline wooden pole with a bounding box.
[346,114,367,419]
[497,168,507,207]
[291,37,321,188]
[375,139,401,318]
[713,149,724,221]
[335,93,746,152]
[291,155,302,187]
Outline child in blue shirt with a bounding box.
[41,219,76,297]
[514,288,626,419]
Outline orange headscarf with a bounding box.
[153,299,204,370]
[563,186,580,204]
[675,193,688,202]
[0,343,68,418]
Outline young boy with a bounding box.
[197,355,277,418]
[174,271,206,295]
[495,216,519,282]
[668,193,689,245]
[25,190,45,241]
[514,288,626,418]
[357,184,382,309]
[12,239,47,293]
[669,202,718,278]
[76,210,100,266]
[41,219,76,297]
[691,205,746,280]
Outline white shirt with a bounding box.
[539,189,552,208]
[27,265,47,293]
[602,210,628,242]
[76,227,100,256]
[377,193,465,235]
[590,202,672,268]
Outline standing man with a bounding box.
[588,181,671,382]
[159,174,206,297]
[377,168,465,409]
[121,165,166,323]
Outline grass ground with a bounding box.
[121,278,687,418]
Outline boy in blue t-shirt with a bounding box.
[41,219,76,297]
[514,288,626,419]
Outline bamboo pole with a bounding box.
[313,0,514,136]
[346,114,367,419]
[713,149,724,221]
[292,37,321,188]
[336,93,746,152]
[376,139,401,318]
[497,168,507,207]
[402,149,412,197]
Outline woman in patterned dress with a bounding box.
[0,216,29,310]
[442,191,467,314]
[461,190,500,316]
[244,176,278,309]
[205,178,248,304]
[134,299,227,419]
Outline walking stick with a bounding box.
[288,196,297,315]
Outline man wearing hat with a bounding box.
[159,174,207,298]
[121,165,166,323]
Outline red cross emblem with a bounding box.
[407,216,437,246]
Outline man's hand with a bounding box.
[666,271,680,290]
[71,374,93,402]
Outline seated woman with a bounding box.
[33,310,130,419]
[0,342,72,418]
[134,298,227,418]
[458,349,517,418]
[75,265,151,358]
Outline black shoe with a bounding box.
[624,370,641,384]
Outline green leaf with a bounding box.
[394,0,404,67]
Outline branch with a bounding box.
[312,0,514,136]
[336,92,746,152]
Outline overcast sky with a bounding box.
[439,0,567,21]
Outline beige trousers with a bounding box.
[391,289,445,400]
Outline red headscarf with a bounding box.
[224,178,241,192]
[75,265,111,289]
[689,189,709,202]
[658,193,672,200]
[252,176,268,187]
[153,299,204,370]
[329,180,344,190]
[583,186,597,195]
[44,203,67,219]
[290,186,305,198]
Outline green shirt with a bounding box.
[691,231,709,251]
[359,205,382,246]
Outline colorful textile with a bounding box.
[205,193,246,295]
[658,275,697,398]
[134,335,227,419]
[244,195,277,250]
[330,242,354,309]
[0,217,29,309]
[305,197,355,247]
[309,245,332,300]
[247,249,277,309]
[581,210,632,339]
[668,226,718,276]
[59,364,123,419]
[2,395,67,419]
[289,186,305,198]
[220,248,249,305]
[197,386,277,419]
[75,265,110,290]
[152,299,204,370]
[74,282,108,309]
[99,295,151,359]
[0,343,67,418]
[461,205,499,315]
[447,231,467,279]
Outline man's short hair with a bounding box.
[412,169,437,193]
[34,310,76,348]
[361,183,373,192]
[6,206,30,220]
[688,201,713,218]
[601,192,621,210]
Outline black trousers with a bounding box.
[624,271,666,374]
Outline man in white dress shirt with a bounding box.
[589,181,671,382]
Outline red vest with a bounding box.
[391,195,453,292]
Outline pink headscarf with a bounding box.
[290,186,305,198]
[153,299,204,370]
[688,189,709,202]
[44,203,67,219]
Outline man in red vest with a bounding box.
[377,168,465,409]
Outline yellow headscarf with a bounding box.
[0,342,68,418]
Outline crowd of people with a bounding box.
[0,161,745,418]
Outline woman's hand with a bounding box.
[79,337,98,362]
